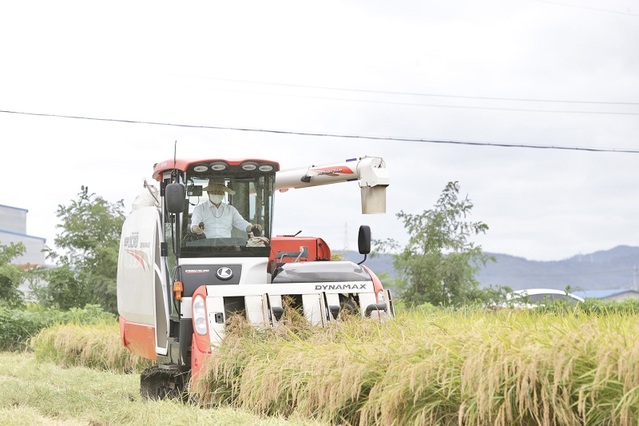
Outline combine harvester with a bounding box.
[116,155,394,399]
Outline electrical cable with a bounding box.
[185,75,639,106]
[1,108,638,154]
[198,86,639,116]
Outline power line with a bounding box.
[173,75,639,115]
[189,75,639,107]
[2,108,639,154]
[204,86,639,116]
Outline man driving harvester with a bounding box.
[190,180,261,238]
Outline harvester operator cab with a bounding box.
[161,159,279,258]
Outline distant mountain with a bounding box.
[341,245,639,293]
[341,251,397,279]
[479,246,639,292]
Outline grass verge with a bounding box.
[0,351,325,425]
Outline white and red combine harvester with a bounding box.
[116,155,393,399]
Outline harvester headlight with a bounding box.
[376,290,386,305]
[193,295,208,336]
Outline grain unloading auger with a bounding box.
[116,155,393,399]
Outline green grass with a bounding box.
[0,351,325,425]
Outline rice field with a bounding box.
[26,306,639,425]
[192,307,639,425]
[30,322,152,373]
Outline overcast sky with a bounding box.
[1,0,638,262]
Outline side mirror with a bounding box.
[358,225,371,255]
[165,183,185,213]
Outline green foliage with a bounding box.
[0,242,27,308]
[29,264,82,310]
[0,307,47,351]
[536,297,639,315]
[32,186,125,313]
[0,304,115,351]
[376,181,494,307]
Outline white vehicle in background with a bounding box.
[505,288,585,309]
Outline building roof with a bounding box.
[0,204,28,213]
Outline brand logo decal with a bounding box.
[314,283,367,291]
[312,166,354,176]
[184,269,210,274]
[216,267,233,280]
[125,249,149,271]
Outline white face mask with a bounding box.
[209,194,224,204]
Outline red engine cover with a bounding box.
[269,236,331,266]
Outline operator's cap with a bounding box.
[203,181,236,195]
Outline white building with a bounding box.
[0,204,46,267]
[0,203,47,301]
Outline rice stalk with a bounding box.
[34,307,639,425]
[30,323,152,373]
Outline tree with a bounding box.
[0,242,27,307]
[376,181,492,307]
[35,186,125,313]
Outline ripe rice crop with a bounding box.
[191,308,639,426]
[30,322,153,373]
